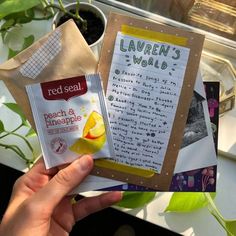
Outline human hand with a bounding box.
[0,155,122,236]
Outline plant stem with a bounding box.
[32,13,53,21]
[9,132,34,152]
[44,2,86,25]
[75,0,80,19]
[0,124,34,153]
[0,143,27,161]
[204,193,234,236]
[0,123,23,139]
[40,0,55,15]
[0,142,35,169]
[58,0,66,13]
[0,123,36,169]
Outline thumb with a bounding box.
[31,155,93,213]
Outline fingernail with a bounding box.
[77,155,93,171]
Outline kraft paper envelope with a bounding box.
[0,20,98,129]
[95,12,206,191]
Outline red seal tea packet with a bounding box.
[26,74,114,169]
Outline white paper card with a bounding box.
[106,32,190,173]
[174,72,217,173]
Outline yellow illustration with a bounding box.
[69,111,106,154]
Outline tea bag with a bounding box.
[26,74,114,168]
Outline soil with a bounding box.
[57,9,104,45]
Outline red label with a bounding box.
[41,76,87,101]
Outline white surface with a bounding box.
[218,108,236,160]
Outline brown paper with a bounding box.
[94,12,205,191]
[0,20,98,129]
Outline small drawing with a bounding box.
[185,169,200,188]
[176,173,187,190]
[211,123,217,138]
[201,167,215,191]
[125,54,131,66]
[208,98,218,118]
[151,133,155,137]
[80,106,86,112]
[169,64,177,76]
[108,95,114,101]
[90,97,96,104]
[115,69,120,75]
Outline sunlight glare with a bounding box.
[0,95,6,107]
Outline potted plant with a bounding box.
[50,1,107,59]
[0,0,106,59]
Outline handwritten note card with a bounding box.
[106,32,190,173]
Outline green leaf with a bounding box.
[22,34,34,49]
[0,18,15,31]
[25,127,37,137]
[25,8,35,19]
[225,220,236,236]
[1,29,7,42]
[18,8,35,23]
[8,34,34,59]
[165,192,216,213]
[116,192,156,209]
[3,102,27,124]
[4,8,35,24]
[0,0,40,19]
[8,47,18,59]
[0,120,5,133]
[204,193,236,236]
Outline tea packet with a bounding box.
[26,74,114,169]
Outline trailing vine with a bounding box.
[0,103,37,169]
